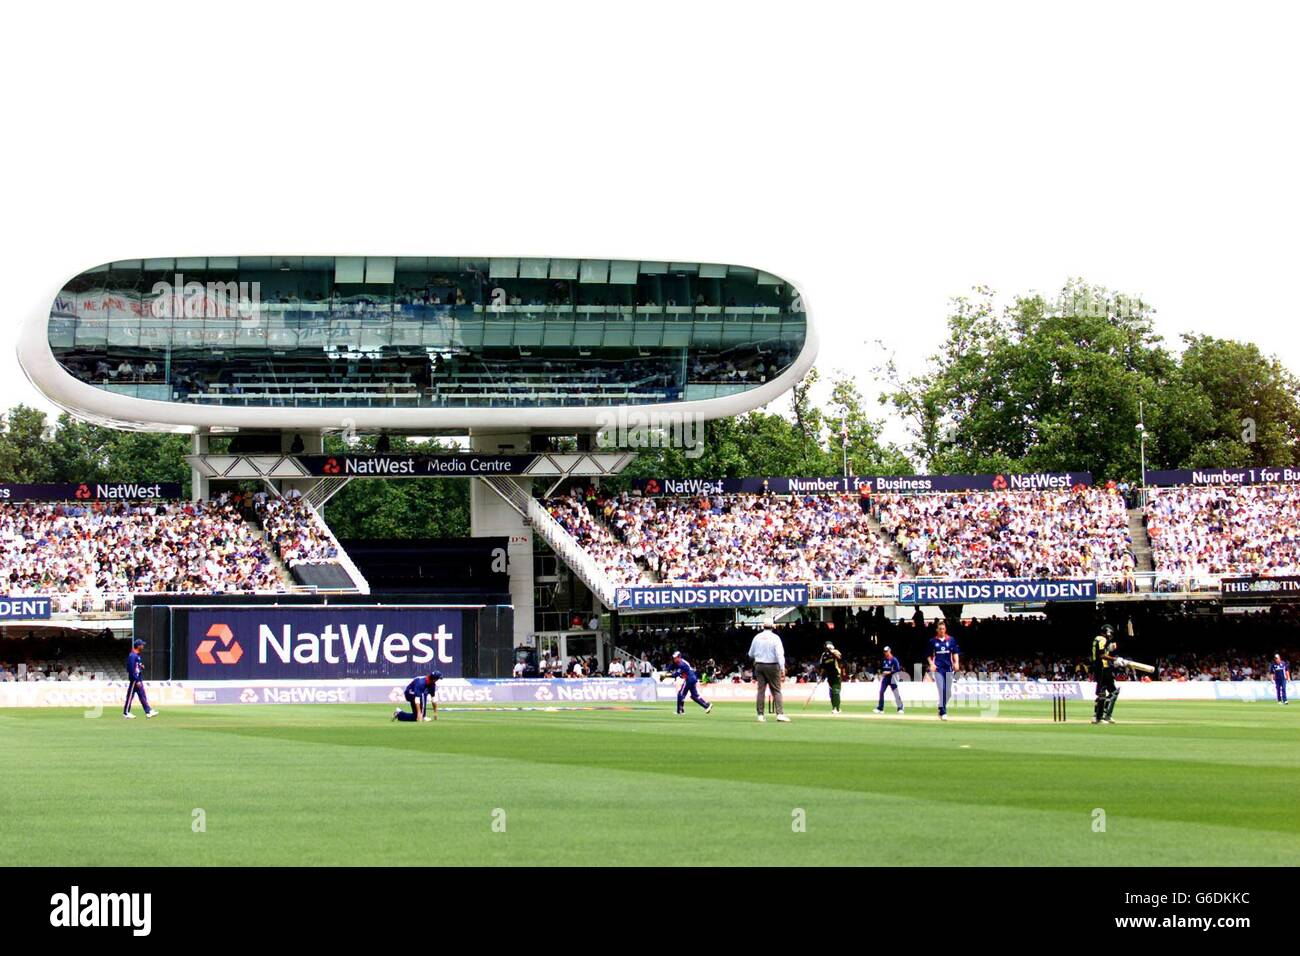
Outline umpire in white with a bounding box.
[748,627,790,723]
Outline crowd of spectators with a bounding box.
[0,494,286,606]
[874,487,1135,580]
[1145,485,1300,581]
[545,492,650,584]
[254,491,339,567]
[549,489,901,585]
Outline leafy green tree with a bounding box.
[322,434,470,539]
[882,281,1173,481]
[1150,335,1300,469]
[826,373,913,476]
[0,405,58,481]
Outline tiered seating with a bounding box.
[546,490,899,585]
[253,492,339,567]
[1145,485,1300,579]
[0,495,287,611]
[873,488,1134,579]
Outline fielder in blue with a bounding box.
[393,672,441,722]
[123,638,158,719]
[927,621,960,720]
[1270,654,1290,705]
[874,645,904,714]
[671,651,713,716]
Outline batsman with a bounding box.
[1091,625,1119,724]
[819,641,844,715]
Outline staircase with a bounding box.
[293,499,369,593]
[1127,508,1155,574]
[302,476,351,511]
[864,508,919,576]
[479,477,620,609]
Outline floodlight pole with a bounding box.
[1138,400,1148,506]
[841,417,849,478]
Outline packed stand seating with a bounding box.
[873,487,1135,581]
[0,494,286,610]
[1144,485,1300,584]
[254,491,339,567]
[554,489,901,585]
[544,492,650,584]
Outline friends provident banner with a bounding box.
[897,579,1098,604]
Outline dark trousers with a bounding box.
[123,680,151,715]
[1094,671,1117,720]
[827,680,842,710]
[396,691,423,721]
[878,675,903,710]
[676,677,709,713]
[1277,678,1288,703]
[754,663,784,715]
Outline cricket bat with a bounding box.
[1113,656,1155,674]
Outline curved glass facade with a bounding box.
[48,257,806,410]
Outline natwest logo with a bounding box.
[991,474,1008,490]
[74,483,92,500]
[322,457,342,475]
[259,621,454,666]
[196,623,244,665]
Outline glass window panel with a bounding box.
[335,257,365,283]
[579,260,609,284]
[365,257,395,283]
[548,259,578,280]
[609,260,639,284]
[489,258,518,279]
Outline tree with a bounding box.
[881,281,1174,481]
[0,405,58,482]
[1150,335,1300,469]
[826,373,913,476]
[322,434,471,539]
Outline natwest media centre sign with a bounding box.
[187,607,462,679]
[297,454,538,478]
[897,579,1098,605]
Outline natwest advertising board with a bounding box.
[186,606,463,679]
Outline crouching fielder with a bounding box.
[394,672,441,722]
[671,651,713,716]
[123,638,157,719]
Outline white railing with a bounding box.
[301,501,370,594]
[526,497,618,609]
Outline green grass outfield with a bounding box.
[1,699,1297,866]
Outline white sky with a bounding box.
[2,1,1297,450]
